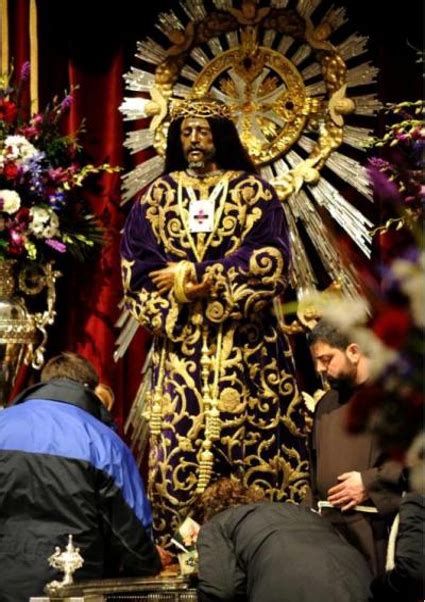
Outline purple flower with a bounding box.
[48,192,66,209]
[61,95,73,110]
[20,61,31,82]
[367,164,402,202]
[368,157,391,170]
[45,239,66,252]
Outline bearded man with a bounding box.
[120,97,308,545]
[308,319,404,575]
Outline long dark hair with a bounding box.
[164,117,258,174]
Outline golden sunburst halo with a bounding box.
[117,0,383,360]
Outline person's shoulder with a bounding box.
[231,172,273,187]
[231,172,279,200]
[0,402,26,421]
[74,410,133,467]
[401,492,425,514]
[314,388,341,418]
[137,174,175,205]
[216,502,265,523]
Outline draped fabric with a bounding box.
[121,171,310,544]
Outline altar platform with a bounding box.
[30,570,198,602]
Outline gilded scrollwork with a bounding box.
[121,171,309,545]
[137,2,354,202]
[120,0,380,322]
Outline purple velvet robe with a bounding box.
[121,170,309,544]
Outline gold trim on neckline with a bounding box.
[177,172,230,262]
[176,170,238,189]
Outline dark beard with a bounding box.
[186,147,216,170]
[188,158,205,169]
[328,375,356,403]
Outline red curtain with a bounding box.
[7,0,152,435]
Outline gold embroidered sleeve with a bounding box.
[120,187,192,340]
[204,246,286,323]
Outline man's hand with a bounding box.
[327,471,368,511]
[150,263,178,294]
[150,262,211,300]
[156,545,174,568]
[185,274,211,300]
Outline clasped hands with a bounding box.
[150,261,211,300]
[327,471,368,512]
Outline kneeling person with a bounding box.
[196,478,372,602]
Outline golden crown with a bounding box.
[170,97,232,121]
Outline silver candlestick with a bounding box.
[44,534,84,595]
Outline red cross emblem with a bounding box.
[194,209,208,224]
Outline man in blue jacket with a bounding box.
[0,352,161,602]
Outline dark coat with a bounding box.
[197,502,372,602]
[0,379,161,602]
[308,388,403,576]
[371,493,425,601]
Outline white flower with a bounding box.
[320,296,370,332]
[406,431,425,495]
[391,253,425,327]
[29,206,60,239]
[3,134,38,162]
[351,326,397,380]
[0,189,21,214]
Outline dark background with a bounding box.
[36,0,422,101]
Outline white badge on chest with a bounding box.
[188,198,215,233]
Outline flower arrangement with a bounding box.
[318,250,424,453]
[0,62,118,262]
[301,81,424,457]
[314,85,424,455]
[367,98,424,256]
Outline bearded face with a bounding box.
[310,341,358,387]
[180,117,216,170]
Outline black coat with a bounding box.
[0,380,161,602]
[371,493,425,601]
[197,502,372,602]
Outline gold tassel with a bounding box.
[196,324,223,494]
[148,342,167,437]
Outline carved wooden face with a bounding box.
[180,117,216,170]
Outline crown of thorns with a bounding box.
[170,97,232,121]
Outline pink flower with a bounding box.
[30,114,44,126]
[45,239,66,252]
[48,167,68,183]
[20,61,30,81]
[20,125,39,139]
